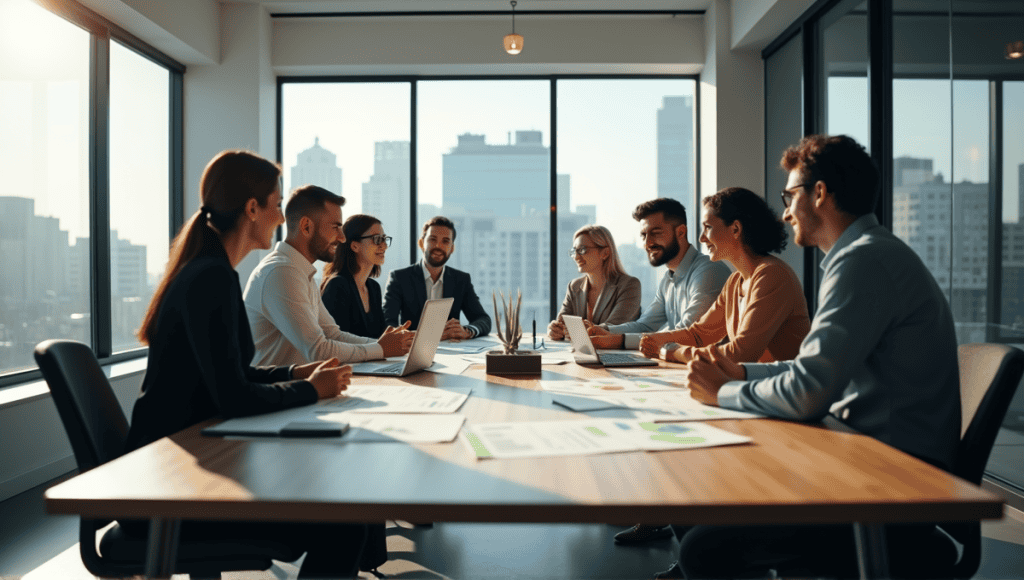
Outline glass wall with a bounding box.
[280,77,699,325]
[768,0,1024,498]
[557,79,698,315]
[0,0,91,375]
[418,81,551,325]
[109,41,170,353]
[0,0,183,386]
[280,82,411,286]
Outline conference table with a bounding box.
[45,348,1003,579]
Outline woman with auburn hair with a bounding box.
[125,150,367,579]
[638,187,810,365]
[321,214,390,339]
[548,224,641,340]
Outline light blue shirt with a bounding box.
[718,214,961,469]
[605,245,730,350]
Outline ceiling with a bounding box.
[238,0,715,16]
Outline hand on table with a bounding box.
[638,332,672,359]
[590,334,624,349]
[305,358,353,399]
[585,320,609,336]
[441,318,473,341]
[378,321,414,357]
[686,345,745,406]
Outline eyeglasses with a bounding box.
[356,234,392,247]
[780,183,811,208]
[568,245,603,258]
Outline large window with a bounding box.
[0,0,183,385]
[764,0,1024,502]
[280,82,411,285]
[278,77,699,322]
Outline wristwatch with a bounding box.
[660,342,681,361]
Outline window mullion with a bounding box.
[90,31,112,357]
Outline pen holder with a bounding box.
[485,350,541,375]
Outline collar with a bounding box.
[421,260,445,284]
[820,214,880,272]
[669,245,699,280]
[279,241,317,281]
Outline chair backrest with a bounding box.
[955,343,1024,485]
[34,339,130,472]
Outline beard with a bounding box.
[425,248,450,268]
[309,231,337,263]
[647,237,681,267]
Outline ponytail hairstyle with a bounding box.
[137,150,281,344]
[322,214,384,291]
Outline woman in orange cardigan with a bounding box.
[639,187,810,365]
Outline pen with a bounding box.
[533,319,536,350]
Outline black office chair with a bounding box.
[940,342,1024,579]
[35,339,301,579]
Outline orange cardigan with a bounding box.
[670,255,810,364]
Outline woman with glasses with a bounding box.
[638,187,810,365]
[548,224,641,340]
[321,214,394,340]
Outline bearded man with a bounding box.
[244,185,413,365]
[383,215,491,339]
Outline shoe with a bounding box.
[614,524,674,545]
[653,560,684,579]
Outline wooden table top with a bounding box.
[45,363,1003,526]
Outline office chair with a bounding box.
[941,342,1024,579]
[35,339,300,579]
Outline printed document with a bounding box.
[463,419,751,459]
[539,378,684,394]
[315,385,470,414]
[318,413,466,443]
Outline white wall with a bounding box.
[0,368,144,503]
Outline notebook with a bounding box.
[348,297,454,376]
[562,315,658,367]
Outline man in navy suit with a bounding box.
[383,216,491,339]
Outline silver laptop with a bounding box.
[562,315,658,367]
[349,297,454,376]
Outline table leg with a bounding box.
[852,522,889,580]
[144,517,181,578]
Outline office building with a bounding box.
[658,95,696,233]
[2,1,1023,578]
[290,137,342,195]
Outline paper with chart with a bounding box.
[317,413,466,443]
[608,367,690,387]
[539,378,684,395]
[462,418,751,459]
[315,385,470,414]
[423,353,473,376]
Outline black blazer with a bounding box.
[321,271,385,339]
[382,261,491,335]
[123,225,317,455]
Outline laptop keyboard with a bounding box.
[599,353,647,364]
[375,362,405,374]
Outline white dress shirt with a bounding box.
[422,261,478,337]
[244,241,384,366]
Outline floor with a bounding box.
[2,476,1024,580]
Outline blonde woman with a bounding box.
[548,225,641,340]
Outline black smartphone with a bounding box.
[279,420,349,438]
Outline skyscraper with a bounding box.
[291,137,342,195]
[362,141,411,285]
[442,131,548,216]
[657,95,695,233]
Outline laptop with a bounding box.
[562,315,658,367]
[349,297,454,376]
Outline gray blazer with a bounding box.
[557,274,641,326]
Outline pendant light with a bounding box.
[1007,40,1024,60]
[503,1,524,55]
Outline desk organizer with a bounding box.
[485,350,542,375]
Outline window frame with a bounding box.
[0,0,184,389]
[276,74,701,322]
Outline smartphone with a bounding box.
[279,420,349,438]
